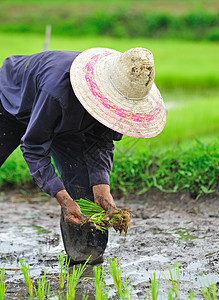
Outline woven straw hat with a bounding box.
[70,47,166,138]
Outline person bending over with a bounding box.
[0,47,166,264]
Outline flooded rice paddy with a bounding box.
[0,190,218,299]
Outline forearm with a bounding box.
[20,91,65,196]
[82,126,115,187]
[21,145,65,196]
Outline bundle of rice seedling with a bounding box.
[75,198,131,235]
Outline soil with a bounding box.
[0,189,218,299]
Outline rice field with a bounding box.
[0,254,217,299]
[1,33,219,91]
[1,189,218,299]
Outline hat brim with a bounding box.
[70,47,166,138]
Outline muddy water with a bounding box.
[0,190,218,299]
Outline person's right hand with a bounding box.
[55,189,96,231]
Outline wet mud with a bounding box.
[0,190,218,299]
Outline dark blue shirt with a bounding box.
[0,50,122,196]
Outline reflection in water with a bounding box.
[163,226,210,242]
[0,224,63,283]
[18,225,52,234]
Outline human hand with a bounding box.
[55,189,97,231]
[93,184,116,223]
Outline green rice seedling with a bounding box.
[108,257,133,300]
[0,269,6,300]
[199,274,217,300]
[58,252,70,290]
[93,265,108,300]
[145,272,160,300]
[185,290,195,300]
[66,257,90,300]
[34,271,50,300]
[19,258,34,299]
[168,288,174,300]
[75,198,131,235]
[75,198,105,231]
[161,262,180,299]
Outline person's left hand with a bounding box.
[92,184,116,223]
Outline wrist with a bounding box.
[92,184,110,198]
[55,189,73,207]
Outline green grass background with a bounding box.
[1,33,218,90]
[0,31,218,195]
[1,0,218,13]
[1,0,218,41]
[1,32,218,150]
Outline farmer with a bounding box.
[0,47,166,264]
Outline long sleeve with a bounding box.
[20,90,65,196]
[82,122,123,187]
